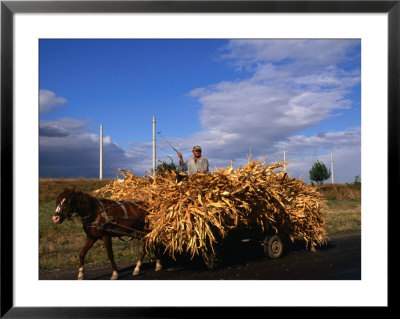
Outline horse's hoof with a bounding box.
[155,265,162,272]
[78,267,84,280]
[110,271,118,280]
[155,260,162,271]
[132,269,140,276]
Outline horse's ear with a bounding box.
[72,186,76,192]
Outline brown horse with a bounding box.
[52,187,162,279]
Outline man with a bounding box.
[177,145,209,175]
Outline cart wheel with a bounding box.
[264,235,284,259]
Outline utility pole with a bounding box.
[331,149,334,184]
[99,124,103,180]
[283,150,286,171]
[152,116,156,174]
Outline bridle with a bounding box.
[54,196,76,221]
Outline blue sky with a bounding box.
[39,39,361,182]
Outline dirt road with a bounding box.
[39,230,360,280]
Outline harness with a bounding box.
[91,199,149,241]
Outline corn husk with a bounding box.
[93,169,152,204]
[94,160,328,259]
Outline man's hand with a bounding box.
[177,152,183,159]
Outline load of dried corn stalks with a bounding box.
[94,160,328,259]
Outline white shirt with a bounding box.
[180,156,209,174]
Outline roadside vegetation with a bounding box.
[39,178,361,270]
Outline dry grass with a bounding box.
[39,178,112,203]
[318,183,361,201]
[323,199,361,233]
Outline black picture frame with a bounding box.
[1,1,396,317]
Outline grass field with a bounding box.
[39,178,361,270]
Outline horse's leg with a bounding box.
[102,235,118,280]
[155,258,162,271]
[78,237,96,280]
[133,242,146,276]
[155,245,162,272]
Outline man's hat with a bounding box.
[192,145,202,151]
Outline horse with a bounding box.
[52,187,162,279]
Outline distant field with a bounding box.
[318,183,361,201]
[39,178,361,270]
[39,178,112,204]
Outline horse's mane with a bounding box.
[74,190,102,219]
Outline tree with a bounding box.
[309,160,331,184]
[156,160,177,176]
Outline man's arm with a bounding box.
[202,158,209,173]
[177,152,186,171]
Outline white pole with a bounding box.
[99,124,103,180]
[331,149,334,184]
[283,150,286,171]
[152,116,156,174]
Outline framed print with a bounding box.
[1,0,396,316]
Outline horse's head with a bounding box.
[52,187,77,224]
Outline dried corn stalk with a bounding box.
[94,160,328,259]
[93,169,152,205]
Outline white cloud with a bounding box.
[39,89,67,114]
[265,127,361,183]
[283,145,361,184]
[279,127,361,154]
[182,39,361,182]
[219,39,360,72]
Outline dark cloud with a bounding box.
[39,124,69,137]
[39,117,152,178]
[39,133,149,178]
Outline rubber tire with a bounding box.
[264,235,284,259]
